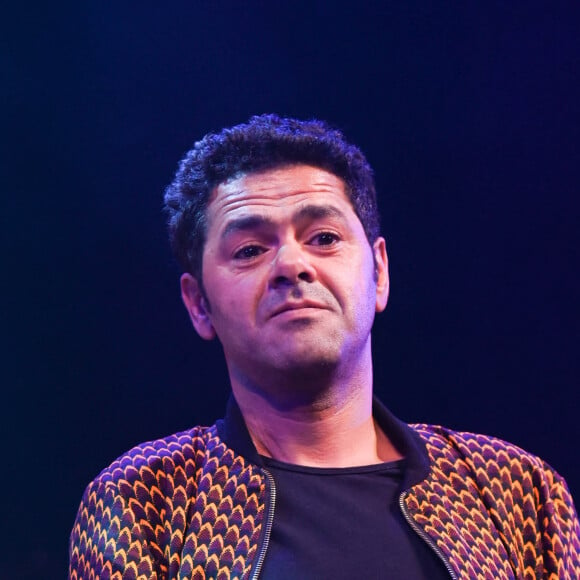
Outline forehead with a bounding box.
[206,164,354,227]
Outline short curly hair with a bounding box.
[164,114,380,282]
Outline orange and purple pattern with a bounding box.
[70,424,580,579]
[70,426,267,579]
[408,425,580,579]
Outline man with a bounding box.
[70,115,580,579]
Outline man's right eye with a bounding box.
[233,245,265,260]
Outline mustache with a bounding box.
[263,283,338,317]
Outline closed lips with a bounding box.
[270,302,327,318]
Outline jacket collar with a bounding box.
[216,394,265,466]
[216,394,431,489]
[371,397,431,489]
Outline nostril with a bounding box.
[272,271,313,287]
[273,274,292,287]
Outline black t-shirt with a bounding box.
[259,457,450,579]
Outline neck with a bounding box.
[230,353,403,468]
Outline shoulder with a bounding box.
[409,423,570,496]
[70,424,226,575]
[80,423,223,512]
[95,423,217,485]
[411,423,553,472]
[74,424,222,534]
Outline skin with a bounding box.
[181,164,402,466]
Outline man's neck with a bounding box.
[231,379,403,468]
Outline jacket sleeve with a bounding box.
[69,479,159,580]
[539,466,580,578]
[439,428,580,578]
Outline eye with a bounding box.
[310,232,340,246]
[233,244,266,260]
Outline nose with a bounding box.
[269,242,316,287]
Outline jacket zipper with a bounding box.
[250,469,276,580]
[399,491,458,580]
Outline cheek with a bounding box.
[206,273,262,325]
[347,258,379,312]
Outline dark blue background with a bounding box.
[3,2,579,577]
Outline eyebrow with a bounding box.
[221,214,274,239]
[221,204,348,240]
[294,204,346,223]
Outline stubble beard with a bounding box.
[229,329,366,413]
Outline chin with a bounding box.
[273,351,340,381]
[262,368,338,410]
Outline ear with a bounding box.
[180,273,216,340]
[373,237,390,312]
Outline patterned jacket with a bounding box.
[70,397,580,579]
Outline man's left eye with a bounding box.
[311,232,339,246]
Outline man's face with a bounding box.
[181,164,389,396]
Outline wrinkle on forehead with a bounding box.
[208,165,348,217]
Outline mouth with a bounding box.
[270,301,327,319]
